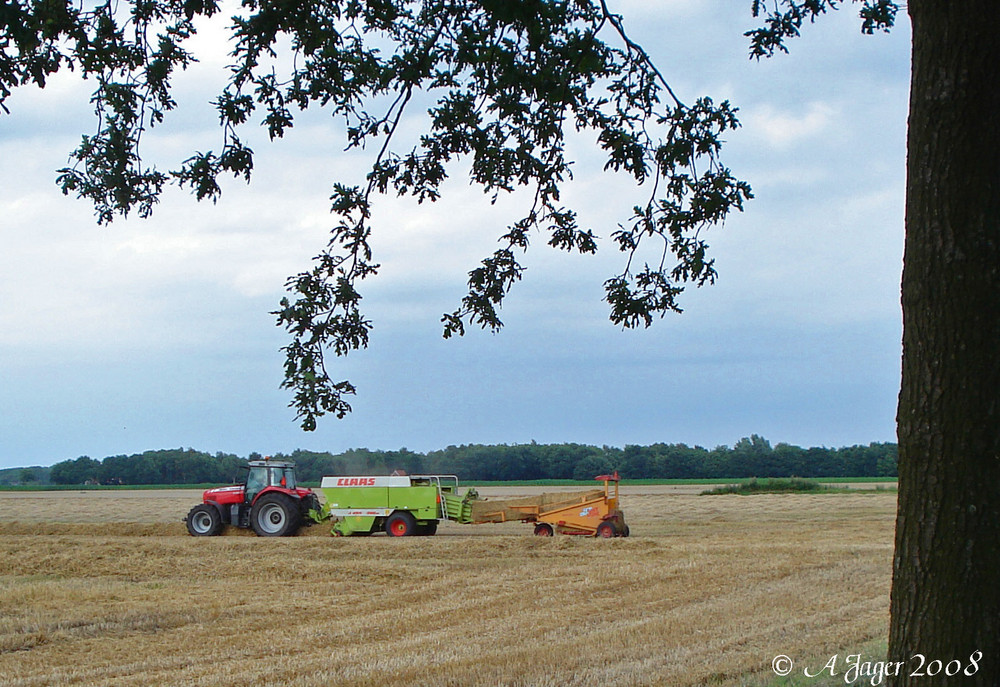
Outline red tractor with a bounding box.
[185,459,320,537]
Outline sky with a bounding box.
[0,1,911,469]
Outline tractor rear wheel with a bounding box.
[250,493,301,537]
[385,511,417,537]
[596,521,617,538]
[186,504,223,536]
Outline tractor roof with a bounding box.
[247,460,296,468]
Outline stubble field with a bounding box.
[0,486,896,686]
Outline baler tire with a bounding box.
[533,523,554,537]
[596,521,617,538]
[250,493,301,537]
[186,504,223,536]
[416,521,438,536]
[385,511,417,537]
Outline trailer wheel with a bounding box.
[385,511,417,537]
[186,504,223,536]
[596,521,617,538]
[533,523,554,537]
[250,493,301,537]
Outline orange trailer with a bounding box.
[472,472,629,537]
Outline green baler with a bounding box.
[319,474,477,536]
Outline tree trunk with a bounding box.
[890,2,1000,684]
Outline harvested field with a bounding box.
[0,487,896,686]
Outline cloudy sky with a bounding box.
[0,1,911,469]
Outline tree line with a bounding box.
[47,436,897,485]
[0,466,50,486]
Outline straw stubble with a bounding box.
[0,487,894,686]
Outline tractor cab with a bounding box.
[244,460,298,502]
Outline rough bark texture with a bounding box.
[890,2,1000,684]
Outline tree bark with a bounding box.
[890,2,1000,684]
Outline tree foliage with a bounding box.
[48,448,245,485]
[745,0,898,59]
[45,439,898,484]
[2,0,752,429]
[48,455,103,484]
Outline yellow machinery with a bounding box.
[469,472,629,537]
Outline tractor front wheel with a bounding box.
[186,504,223,536]
[250,494,301,537]
[385,511,417,537]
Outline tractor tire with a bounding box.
[533,523,554,537]
[416,521,438,536]
[250,493,302,537]
[385,511,417,537]
[186,504,223,536]
[596,521,617,538]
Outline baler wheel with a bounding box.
[385,511,417,537]
[533,523,554,537]
[250,493,301,537]
[186,504,223,536]
[596,521,617,538]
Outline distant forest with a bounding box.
[36,435,898,486]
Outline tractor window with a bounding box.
[245,468,266,501]
[264,467,295,489]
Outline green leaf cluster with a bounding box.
[746,0,899,59]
